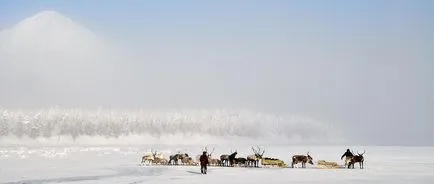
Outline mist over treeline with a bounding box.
[0,8,433,146]
[0,107,342,146]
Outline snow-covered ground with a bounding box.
[1,145,433,184]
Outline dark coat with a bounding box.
[200,154,209,165]
[341,149,354,160]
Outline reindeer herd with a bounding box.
[140,147,366,169]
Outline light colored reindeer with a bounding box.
[141,149,166,165]
[205,146,220,166]
[247,146,265,167]
[151,150,168,165]
[141,150,156,165]
[181,156,197,165]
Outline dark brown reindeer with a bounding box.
[169,152,189,165]
[234,157,247,167]
[220,150,232,166]
[228,150,238,166]
[348,150,365,169]
[220,154,229,166]
[220,149,237,167]
[291,152,314,168]
[247,146,265,167]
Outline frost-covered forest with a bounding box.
[0,107,336,143]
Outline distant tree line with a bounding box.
[0,108,329,141]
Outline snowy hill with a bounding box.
[0,10,120,107]
[0,10,101,56]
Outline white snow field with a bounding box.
[0,108,433,183]
[1,145,433,184]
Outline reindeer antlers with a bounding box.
[150,149,158,156]
[357,150,366,155]
[252,146,265,156]
[259,147,265,155]
[204,146,215,156]
[210,147,215,155]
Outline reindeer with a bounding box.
[141,154,154,165]
[169,152,189,165]
[228,150,238,167]
[203,146,220,166]
[234,157,247,167]
[141,149,158,165]
[179,153,190,165]
[220,150,237,167]
[154,157,169,165]
[220,154,229,166]
[348,150,365,169]
[247,146,265,167]
[291,152,314,168]
[181,156,197,165]
[150,150,168,165]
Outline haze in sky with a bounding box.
[0,0,433,146]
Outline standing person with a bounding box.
[341,149,354,167]
[199,151,209,174]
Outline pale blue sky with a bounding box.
[0,0,433,145]
[1,0,433,31]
